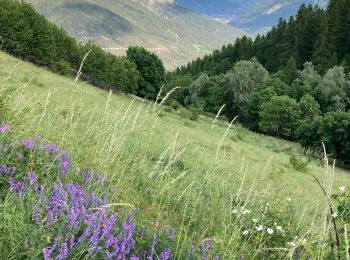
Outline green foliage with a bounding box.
[298,94,321,123]
[246,87,276,131]
[126,46,166,99]
[184,73,210,106]
[53,59,72,76]
[174,1,350,77]
[316,66,350,112]
[225,58,269,120]
[289,154,309,172]
[259,96,301,139]
[0,1,169,99]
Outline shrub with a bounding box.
[289,154,309,172]
[53,60,72,76]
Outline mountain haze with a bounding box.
[177,0,328,35]
[27,0,246,69]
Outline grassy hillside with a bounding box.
[1,51,349,258]
[26,0,246,69]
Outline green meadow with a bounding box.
[1,51,349,258]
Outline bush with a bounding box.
[53,60,72,76]
[169,100,181,110]
[289,154,309,172]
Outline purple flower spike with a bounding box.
[59,150,69,175]
[43,248,51,260]
[159,248,172,260]
[18,152,23,161]
[9,177,23,192]
[188,243,195,258]
[130,256,140,260]
[0,124,10,134]
[168,227,175,242]
[20,138,36,150]
[57,242,68,260]
[207,240,212,254]
[32,205,41,226]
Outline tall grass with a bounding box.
[0,51,349,259]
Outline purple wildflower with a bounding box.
[0,124,10,134]
[67,207,79,229]
[199,242,206,259]
[138,228,145,239]
[32,205,41,226]
[59,150,69,175]
[102,214,117,239]
[0,165,10,174]
[43,143,58,153]
[20,138,36,150]
[43,248,51,260]
[69,235,75,250]
[159,248,172,260]
[26,172,37,187]
[213,256,219,260]
[188,243,195,258]
[18,152,23,161]
[207,240,212,254]
[168,227,175,242]
[9,177,23,192]
[130,256,140,260]
[57,242,68,260]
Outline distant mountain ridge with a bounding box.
[176,0,328,35]
[26,0,246,69]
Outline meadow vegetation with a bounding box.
[0,51,349,259]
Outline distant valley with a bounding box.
[177,0,328,35]
[27,0,246,69]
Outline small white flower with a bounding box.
[331,212,338,218]
[274,222,277,226]
[267,228,274,235]
[266,203,270,206]
[287,198,292,202]
[252,218,258,223]
[232,209,238,214]
[339,186,346,193]
[242,209,251,215]
[302,239,307,245]
[255,225,263,232]
[287,241,296,247]
[276,226,283,231]
[243,230,249,235]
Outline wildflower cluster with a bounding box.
[231,199,307,258]
[0,125,220,259]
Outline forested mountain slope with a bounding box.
[26,0,246,69]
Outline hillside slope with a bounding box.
[26,0,246,69]
[1,50,350,258]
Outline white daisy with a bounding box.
[255,225,263,232]
[242,209,251,215]
[267,228,274,234]
[339,186,346,193]
[243,230,249,235]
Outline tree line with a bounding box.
[173,0,350,77]
[0,0,166,100]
